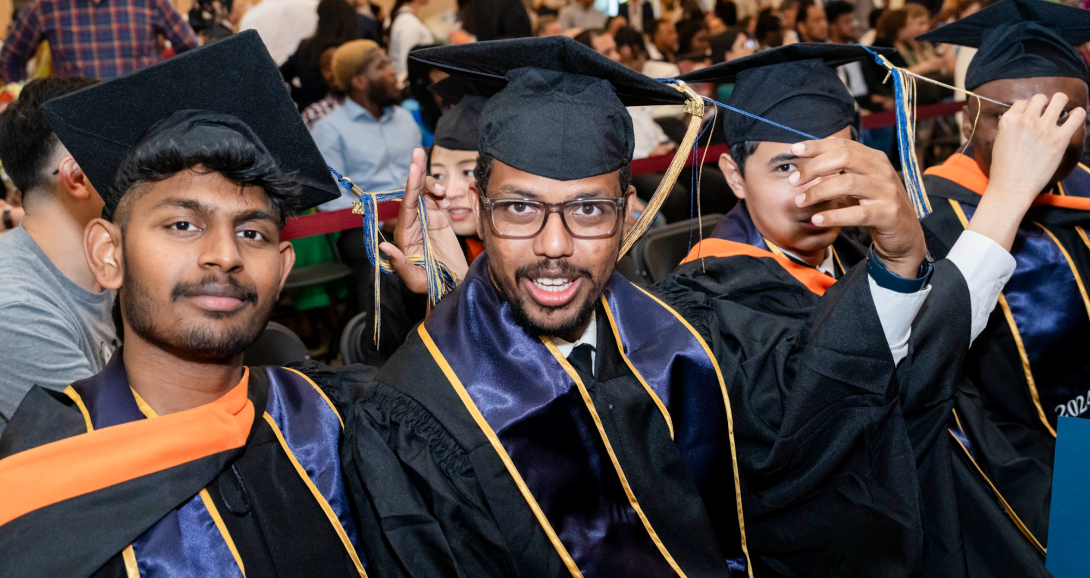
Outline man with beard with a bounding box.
[677,43,1077,576]
[312,39,421,212]
[918,0,1090,551]
[0,32,390,577]
[327,37,1027,577]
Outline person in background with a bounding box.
[779,0,800,44]
[826,0,855,44]
[617,0,653,35]
[0,197,23,233]
[794,0,828,42]
[312,40,420,211]
[715,0,738,25]
[459,0,533,40]
[859,6,882,44]
[351,0,383,41]
[573,28,621,61]
[536,13,563,36]
[388,0,436,78]
[0,77,118,437]
[708,27,754,101]
[281,0,361,111]
[606,14,628,35]
[874,4,949,78]
[239,0,319,66]
[0,0,199,81]
[404,48,449,147]
[647,17,679,62]
[558,0,607,31]
[676,18,712,62]
[754,8,784,48]
[614,24,649,71]
[189,0,235,44]
[302,43,347,129]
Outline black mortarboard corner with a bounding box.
[678,43,885,147]
[40,30,340,220]
[429,76,487,152]
[919,0,1090,91]
[410,36,707,257]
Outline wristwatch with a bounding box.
[867,246,934,293]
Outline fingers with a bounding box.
[812,203,890,229]
[1061,106,1087,139]
[402,148,427,212]
[789,138,882,187]
[1041,92,1070,126]
[794,172,862,208]
[1024,93,1050,119]
[379,241,427,294]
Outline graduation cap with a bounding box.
[433,95,487,152]
[409,37,704,257]
[678,43,888,147]
[409,36,694,182]
[919,0,1090,91]
[40,30,340,220]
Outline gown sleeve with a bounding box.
[294,360,517,578]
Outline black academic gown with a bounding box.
[922,151,1090,551]
[686,211,1049,577]
[336,252,966,578]
[0,354,384,578]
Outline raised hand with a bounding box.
[968,93,1086,251]
[379,148,470,294]
[790,137,927,279]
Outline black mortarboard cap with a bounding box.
[919,0,1090,91]
[679,43,885,147]
[409,37,690,181]
[433,95,486,151]
[40,30,339,218]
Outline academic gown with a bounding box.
[0,353,383,578]
[683,201,1049,577]
[923,150,1090,550]
[335,251,967,578]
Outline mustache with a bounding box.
[170,274,258,304]
[514,259,593,282]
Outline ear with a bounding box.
[58,156,96,201]
[470,180,485,239]
[276,240,297,295]
[718,153,747,200]
[623,184,638,213]
[351,73,367,93]
[961,99,978,142]
[85,218,124,291]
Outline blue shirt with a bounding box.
[311,98,422,211]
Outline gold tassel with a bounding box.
[619,81,705,259]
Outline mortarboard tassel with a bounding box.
[860,45,932,219]
[619,80,706,259]
[329,167,459,347]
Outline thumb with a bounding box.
[379,242,411,272]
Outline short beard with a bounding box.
[493,258,606,338]
[369,80,399,108]
[122,260,272,362]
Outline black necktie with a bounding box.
[567,343,595,377]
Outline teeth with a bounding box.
[534,278,573,292]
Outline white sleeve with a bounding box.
[868,276,931,365]
[944,229,1017,344]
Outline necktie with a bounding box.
[567,343,595,378]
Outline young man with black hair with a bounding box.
[0,32,399,577]
[0,76,118,437]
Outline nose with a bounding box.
[532,211,575,260]
[199,225,244,273]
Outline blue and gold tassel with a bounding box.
[329,167,458,347]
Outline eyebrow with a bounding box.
[490,186,615,201]
[766,153,799,166]
[152,197,277,225]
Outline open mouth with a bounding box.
[523,277,582,308]
[447,207,473,222]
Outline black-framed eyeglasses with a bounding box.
[481,197,626,239]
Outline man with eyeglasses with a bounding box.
[323,37,1020,577]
